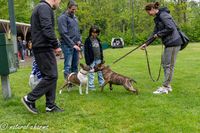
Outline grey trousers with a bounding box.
[162,46,181,87]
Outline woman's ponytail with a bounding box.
[154,2,160,9]
[145,2,160,10]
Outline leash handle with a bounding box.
[112,37,156,64]
[78,43,84,59]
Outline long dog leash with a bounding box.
[144,44,163,82]
[145,45,176,82]
[112,37,156,64]
[112,36,163,82]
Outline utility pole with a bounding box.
[8,0,18,68]
[2,0,17,99]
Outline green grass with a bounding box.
[0,43,200,133]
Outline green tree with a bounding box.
[0,0,199,43]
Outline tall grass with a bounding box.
[0,43,200,133]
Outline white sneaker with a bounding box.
[153,87,168,94]
[165,86,172,92]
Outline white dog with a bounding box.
[59,63,93,95]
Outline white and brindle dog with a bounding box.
[59,63,92,95]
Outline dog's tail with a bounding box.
[130,78,137,84]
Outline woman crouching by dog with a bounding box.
[140,2,183,94]
[84,25,104,90]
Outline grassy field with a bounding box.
[0,43,200,133]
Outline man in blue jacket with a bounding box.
[21,0,63,114]
[58,1,81,79]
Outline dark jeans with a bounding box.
[27,50,58,108]
[61,44,79,78]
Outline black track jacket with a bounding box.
[31,0,58,53]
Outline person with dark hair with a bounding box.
[141,2,183,94]
[27,40,33,56]
[21,0,63,114]
[84,25,104,90]
[58,0,81,79]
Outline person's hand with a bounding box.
[140,43,147,50]
[73,45,81,51]
[154,34,158,38]
[54,47,62,56]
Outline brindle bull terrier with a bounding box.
[59,63,92,95]
[94,63,138,94]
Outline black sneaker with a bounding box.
[46,105,64,113]
[21,96,38,114]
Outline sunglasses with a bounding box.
[92,31,100,34]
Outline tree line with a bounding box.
[0,0,199,45]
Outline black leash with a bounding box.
[144,44,163,82]
[111,36,163,82]
[112,37,155,64]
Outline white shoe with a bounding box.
[153,87,168,94]
[166,86,172,92]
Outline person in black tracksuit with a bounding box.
[141,2,183,94]
[21,0,63,114]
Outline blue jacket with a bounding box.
[147,7,182,47]
[58,12,81,48]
